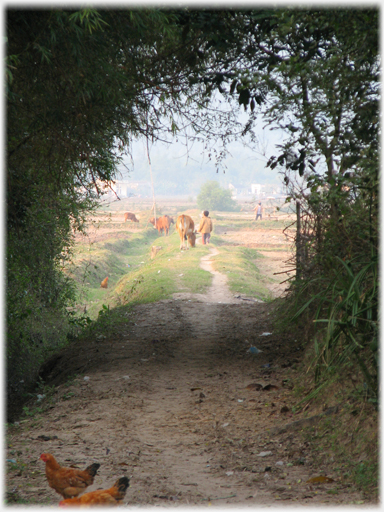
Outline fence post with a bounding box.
[296,200,302,280]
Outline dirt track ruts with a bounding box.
[6,246,368,506]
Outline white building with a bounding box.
[113,180,151,197]
[251,184,265,196]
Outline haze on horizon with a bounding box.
[116,119,287,197]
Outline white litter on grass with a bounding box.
[222,423,229,427]
[179,274,183,277]
[257,451,273,457]
[158,270,161,273]
[122,376,130,380]
[259,332,272,336]
[226,471,234,476]
[84,376,90,381]
[238,399,244,403]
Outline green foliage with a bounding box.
[286,158,378,403]
[6,6,379,418]
[211,244,273,301]
[249,8,380,404]
[197,181,239,212]
[294,257,378,398]
[6,7,233,419]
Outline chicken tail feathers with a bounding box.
[115,476,130,496]
[85,462,100,477]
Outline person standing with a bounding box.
[198,210,213,244]
[253,202,263,220]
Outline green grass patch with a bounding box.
[108,232,213,308]
[210,242,274,301]
[69,228,162,317]
[69,214,281,319]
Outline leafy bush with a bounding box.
[197,181,239,212]
[284,159,378,403]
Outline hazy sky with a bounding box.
[117,114,287,189]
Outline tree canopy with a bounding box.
[197,180,239,212]
[6,7,379,414]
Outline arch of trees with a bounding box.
[6,8,378,415]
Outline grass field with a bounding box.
[66,201,292,319]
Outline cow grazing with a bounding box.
[124,212,139,223]
[149,216,171,236]
[176,214,196,250]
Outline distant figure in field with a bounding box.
[198,210,213,245]
[253,202,263,220]
[100,277,109,288]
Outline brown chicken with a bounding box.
[100,277,109,288]
[40,453,100,499]
[58,476,130,507]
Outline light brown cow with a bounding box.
[149,216,171,236]
[124,212,139,223]
[176,214,196,250]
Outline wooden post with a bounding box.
[296,200,301,280]
[145,138,156,226]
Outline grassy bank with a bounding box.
[68,216,275,319]
[210,241,274,301]
[108,232,213,308]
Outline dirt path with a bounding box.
[173,247,261,304]
[6,247,368,506]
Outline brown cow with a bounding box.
[149,216,171,236]
[124,212,139,223]
[176,214,196,250]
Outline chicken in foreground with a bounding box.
[59,476,130,507]
[40,453,100,499]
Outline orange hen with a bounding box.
[59,476,130,507]
[100,277,109,288]
[40,453,100,499]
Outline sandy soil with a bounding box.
[6,228,371,507]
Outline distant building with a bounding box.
[113,180,152,198]
[251,184,265,196]
[229,183,250,198]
